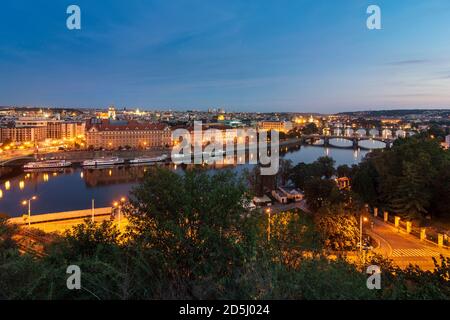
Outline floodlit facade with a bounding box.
[85,119,172,149]
[0,125,47,143]
[258,121,291,133]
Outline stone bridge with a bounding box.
[0,155,36,167]
[300,127,414,149]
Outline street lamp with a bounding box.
[22,196,37,227]
[91,198,95,222]
[266,207,271,241]
[359,215,368,253]
[113,197,126,230]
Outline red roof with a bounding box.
[87,119,168,131]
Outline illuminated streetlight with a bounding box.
[266,207,271,241]
[113,197,126,230]
[22,196,37,227]
[360,214,369,253]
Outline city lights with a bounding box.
[0,0,449,302]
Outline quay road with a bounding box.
[265,201,449,271]
[1,138,304,166]
[367,218,450,271]
[8,207,128,233]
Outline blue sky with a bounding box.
[1,0,450,113]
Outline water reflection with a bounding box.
[329,138,353,148]
[0,145,374,217]
[358,139,386,149]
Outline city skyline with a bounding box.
[1,0,450,112]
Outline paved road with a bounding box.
[367,218,450,270]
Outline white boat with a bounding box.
[82,157,124,167]
[23,160,72,169]
[129,154,168,164]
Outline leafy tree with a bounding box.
[430,163,450,218]
[268,210,320,266]
[244,165,262,196]
[0,218,18,253]
[301,123,319,135]
[49,219,121,260]
[390,162,430,219]
[277,158,293,186]
[336,164,352,178]
[266,256,376,299]
[289,156,336,190]
[313,156,336,179]
[303,177,343,211]
[289,162,314,189]
[351,161,379,206]
[314,206,359,251]
[352,136,450,220]
[124,167,260,299]
[1,166,449,300]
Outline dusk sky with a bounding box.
[1,0,450,113]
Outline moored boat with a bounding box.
[82,157,124,167]
[23,160,72,169]
[129,154,168,164]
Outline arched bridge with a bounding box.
[300,127,415,149]
[0,155,36,167]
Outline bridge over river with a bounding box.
[301,128,414,149]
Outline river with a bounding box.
[0,140,385,217]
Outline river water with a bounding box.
[0,140,385,217]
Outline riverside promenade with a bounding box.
[8,207,114,233]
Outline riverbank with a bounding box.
[2,138,304,167]
[37,148,170,163]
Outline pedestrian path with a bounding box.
[392,248,442,257]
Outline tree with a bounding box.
[1,159,450,300]
[430,164,450,219]
[303,177,343,211]
[289,157,335,190]
[351,135,450,219]
[290,162,314,189]
[351,161,379,206]
[124,167,260,299]
[0,218,18,253]
[52,219,121,259]
[245,165,262,196]
[336,164,352,178]
[301,123,319,135]
[277,158,293,186]
[390,162,430,219]
[268,210,320,266]
[314,206,359,251]
[313,156,336,179]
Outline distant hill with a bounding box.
[338,109,450,117]
[0,106,84,115]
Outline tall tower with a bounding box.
[108,106,116,120]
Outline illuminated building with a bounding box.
[335,177,351,190]
[0,125,47,143]
[85,119,172,149]
[258,121,291,133]
[1,117,85,144]
[107,106,116,119]
[47,121,85,139]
